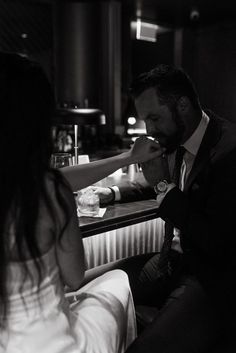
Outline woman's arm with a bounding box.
[61,136,164,191]
[55,188,85,290]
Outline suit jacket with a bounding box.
[118,111,236,294]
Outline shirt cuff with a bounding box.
[155,183,176,207]
[110,185,121,201]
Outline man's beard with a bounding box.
[162,108,185,154]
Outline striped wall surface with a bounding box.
[83,217,165,269]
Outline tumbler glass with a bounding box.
[50,153,72,168]
[76,187,100,216]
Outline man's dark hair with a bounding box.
[129,64,202,112]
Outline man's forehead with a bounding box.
[135,87,157,102]
[135,87,159,114]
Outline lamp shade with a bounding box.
[54,108,106,125]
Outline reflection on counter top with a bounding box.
[79,199,160,238]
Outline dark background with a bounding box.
[1,0,236,154]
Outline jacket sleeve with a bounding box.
[118,172,156,202]
[158,148,236,261]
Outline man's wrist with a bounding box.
[108,186,121,202]
[154,182,176,207]
[154,179,169,194]
[108,187,116,202]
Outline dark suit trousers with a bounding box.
[119,251,230,353]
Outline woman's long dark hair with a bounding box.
[0,53,71,326]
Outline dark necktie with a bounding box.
[156,146,185,278]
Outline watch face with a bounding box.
[157,180,168,192]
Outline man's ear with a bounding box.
[176,96,190,113]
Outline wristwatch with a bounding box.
[154,180,169,194]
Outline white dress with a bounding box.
[1,246,137,353]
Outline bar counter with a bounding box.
[79,199,160,238]
[78,171,160,238]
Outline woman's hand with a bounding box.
[129,136,165,164]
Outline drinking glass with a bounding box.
[50,153,72,168]
[73,154,90,165]
[76,187,100,216]
[78,155,90,164]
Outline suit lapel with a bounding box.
[184,115,222,191]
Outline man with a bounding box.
[94,64,236,352]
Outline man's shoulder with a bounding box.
[206,109,236,130]
[207,111,236,163]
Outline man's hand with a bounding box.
[129,136,165,164]
[141,154,170,187]
[91,186,114,206]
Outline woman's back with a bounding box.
[2,175,136,353]
[2,175,79,353]
[3,245,79,353]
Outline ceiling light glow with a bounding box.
[128,116,137,125]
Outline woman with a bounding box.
[0,52,163,353]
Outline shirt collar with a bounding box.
[182,111,210,156]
